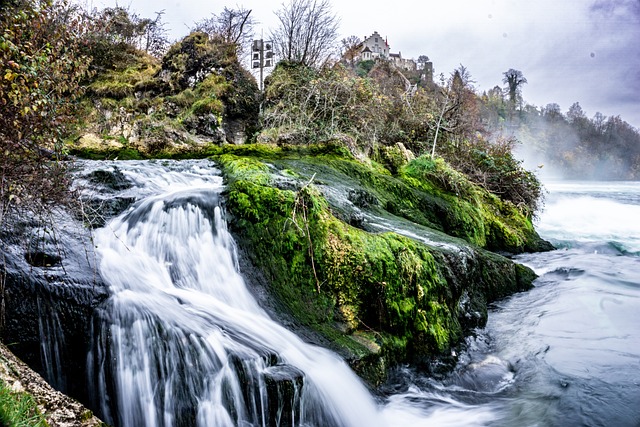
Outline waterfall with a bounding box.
[38,297,66,391]
[86,160,383,427]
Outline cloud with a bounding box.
[585,0,640,124]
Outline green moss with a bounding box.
[89,54,160,100]
[191,97,224,116]
[80,409,94,422]
[166,89,197,108]
[222,154,482,367]
[400,155,544,252]
[216,145,540,384]
[216,144,544,253]
[69,146,144,160]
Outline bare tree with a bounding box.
[271,0,340,68]
[140,10,169,58]
[417,55,430,68]
[452,64,475,89]
[340,35,361,65]
[193,7,255,56]
[502,68,527,109]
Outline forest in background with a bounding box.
[2,0,640,235]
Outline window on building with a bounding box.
[252,61,260,69]
[375,38,378,42]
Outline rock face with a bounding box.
[1,210,108,401]
[0,343,105,426]
[72,32,261,160]
[0,174,114,424]
[0,164,136,421]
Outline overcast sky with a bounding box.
[89,0,640,128]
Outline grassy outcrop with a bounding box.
[68,32,260,160]
[216,144,543,385]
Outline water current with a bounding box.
[81,161,640,426]
[382,181,640,426]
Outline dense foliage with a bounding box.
[0,0,91,228]
[262,61,543,218]
[81,6,169,73]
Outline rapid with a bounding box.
[78,160,639,426]
[382,181,640,426]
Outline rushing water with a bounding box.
[85,160,385,427]
[80,161,640,426]
[382,181,640,426]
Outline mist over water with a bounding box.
[538,181,640,254]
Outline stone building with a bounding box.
[360,31,389,59]
[352,31,417,71]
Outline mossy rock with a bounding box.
[216,145,541,385]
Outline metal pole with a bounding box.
[259,39,264,91]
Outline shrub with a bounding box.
[441,137,543,218]
[0,0,91,231]
[263,62,390,152]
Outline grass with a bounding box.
[0,380,48,427]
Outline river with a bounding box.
[78,161,640,426]
[382,181,640,426]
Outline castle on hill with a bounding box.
[357,31,416,71]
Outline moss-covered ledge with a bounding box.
[215,145,542,386]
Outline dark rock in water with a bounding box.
[0,208,110,411]
[85,167,132,191]
[349,211,366,229]
[263,365,304,427]
[79,196,136,228]
[76,165,137,227]
[348,188,379,208]
[227,353,304,427]
[24,251,62,267]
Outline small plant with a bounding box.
[0,380,48,427]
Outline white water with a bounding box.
[88,160,385,427]
[537,181,640,254]
[82,162,640,426]
[379,180,640,427]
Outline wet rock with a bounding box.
[347,188,379,208]
[79,196,136,228]
[25,251,63,268]
[85,167,132,191]
[1,208,110,411]
[263,365,304,427]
